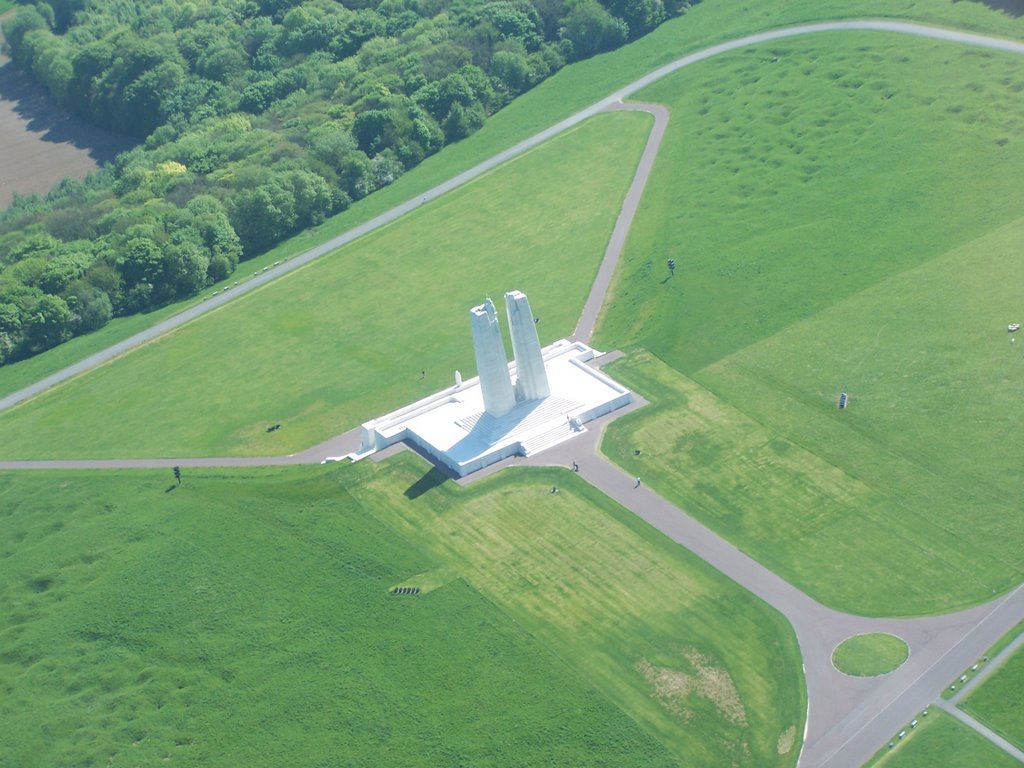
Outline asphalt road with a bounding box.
[3,17,1024,768]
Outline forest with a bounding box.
[0,0,689,365]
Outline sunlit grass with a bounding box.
[0,464,684,767]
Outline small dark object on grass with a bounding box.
[550,486,558,494]
[634,449,641,456]
[266,424,281,432]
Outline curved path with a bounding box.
[4,18,1024,768]
[3,19,1024,416]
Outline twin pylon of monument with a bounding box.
[469,290,550,417]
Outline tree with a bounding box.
[559,0,628,59]
[442,100,485,141]
[229,179,298,254]
[490,49,531,97]
[39,250,93,294]
[117,237,164,289]
[1,6,49,67]
[67,285,113,333]
[607,0,664,38]
[23,294,73,352]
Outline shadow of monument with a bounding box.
[954,0,1024,17]
[0,58,136,164]
[403,464,450,499]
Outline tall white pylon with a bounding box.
[469,298,516,417]
[505,290,550,402]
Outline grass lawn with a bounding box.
[961,643,1024,749]
[0,112,651,458]
[358,452,805,766]
[0,465,684,768]
[597,34,1024,615]
[3,1,1024,402]
[864,710,1021,768]
[832,633,908,677]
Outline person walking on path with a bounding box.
[634,476,641,488]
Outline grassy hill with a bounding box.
[0,459,804,766]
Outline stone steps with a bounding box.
[520,421,581,456]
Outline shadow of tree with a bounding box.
[0,58,135,165]
[955,0,1024,18]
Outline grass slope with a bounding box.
[0,465,681,768]
[358,453,805,767]
[3,0,1023,401]
[597,34,1024,370]
[865,710,1021,768]
[0,112,650,458]
[961,644,1024,749]
[598,34,1024,614]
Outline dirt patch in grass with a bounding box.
[636,648,748,726]
[777,724,797,754]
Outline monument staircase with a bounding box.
[456,395,581,454]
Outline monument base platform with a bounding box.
[340,340,632,477]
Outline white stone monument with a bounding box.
[505,289,550,402]
[470,298,516,417]
[343,289,633,476]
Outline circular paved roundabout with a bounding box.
[832,633,909,677]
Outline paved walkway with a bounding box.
[573,102,669,343]
[4,18,1024,768]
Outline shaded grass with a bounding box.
[597,36,1024,614]
[0,465,682,768]
[358,452,805,767]
[961,643,1024,749]
[864,709,1021,767]
[3,1,1024,400]
[0,113,650,458]
[832,633,909,677]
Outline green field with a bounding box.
[961,643,1024,749]
[865,710,1021,768]
[832,634,908,677]
[0,459,804,766]
[0,112,650,458]
[2,0,1024,402]
[597,34,1024,615]
[358,453,805,766]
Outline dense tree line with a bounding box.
[0,0,693,365]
